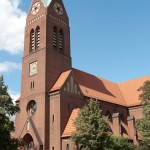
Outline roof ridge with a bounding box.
[119,75,150,84]
[50,69,72,92]
[72,68,117,84]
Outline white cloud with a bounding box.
[0,0,27,54]
[0,61,21,73]
[9,90,20,104]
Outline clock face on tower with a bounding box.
[31,2,41,15]
[53,2,64,15]
[29,61,37,76]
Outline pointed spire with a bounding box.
[41,0,64,8]
[41,0,52,7]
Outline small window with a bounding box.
[30,29,35,52]
[33,81,34,89]
[66,144,69,150]
[52,114,55,122]
[31,81,34,89]
[36,26,40,50]
[53,26,57,48]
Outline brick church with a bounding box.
[15,0,150,149]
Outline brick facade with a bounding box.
[15,0,149,149]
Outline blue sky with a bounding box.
[0,0,150,101]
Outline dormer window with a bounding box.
[36,26,40,50]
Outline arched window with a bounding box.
[59,29,64,52]
[30,29,35,52]
[66,144,69,150]
[36,26,40,50]
[26,100,37,116]
[53,26,57,48]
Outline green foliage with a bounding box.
[71,99,112,150]
[0,76,22,150]
[71,99,137,150]
[136,80,150,149]
[138,80,150,104]
[108,136,137,150]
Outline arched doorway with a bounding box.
[23,133,34,150]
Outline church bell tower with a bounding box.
[15,0,72,149]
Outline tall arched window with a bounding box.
[59,29,64,52]
[66,144,69,150]
[30,29,35,52]
[36,26,40,50]
[53,26,57,48]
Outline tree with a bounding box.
[136,80,150,150]
[109,136,137,150]
[0,76,22,150]
[71,99,112,150]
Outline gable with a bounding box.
[50,70,83,97]
[61,74,82,97]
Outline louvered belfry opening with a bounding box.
[30,29,35,52]
[36,26,40,50]
[53,26,57,48]
[59,29,63,52]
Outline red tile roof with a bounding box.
[119,76,150,106]
[72,68,126,106]
[62,108,80,137]
[50,68,150,107]
[50,70,71,92]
